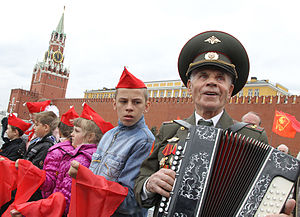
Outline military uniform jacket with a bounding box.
[134,110,268,215]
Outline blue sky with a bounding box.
[1,0,300,111]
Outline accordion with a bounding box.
[158,124,300,217]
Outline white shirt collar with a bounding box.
[195,110,224,127]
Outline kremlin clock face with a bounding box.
[53,51,63,63]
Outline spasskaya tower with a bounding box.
[30,8,69,99]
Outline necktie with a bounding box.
[197,119,213,126]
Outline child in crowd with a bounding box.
[0,111,58,215]
[24,111,58,170]
[24,110,58,202]
[0,114,31,161]
[69,67,155,217]
[41,104,113,216]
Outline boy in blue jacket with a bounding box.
[69,67,155,217]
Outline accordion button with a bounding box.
[260,208,264,212]
[267,209,271,213]
[173,161,177,165]
[160,202,165,207]
[176,151,181,156]
[177,146,183,151]
[174,156,179,160]
[162,197,167,202]
[159,208,164,212]
[171,166,176,171]
[269,190,274,194]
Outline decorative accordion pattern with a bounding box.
[158,125,300,217]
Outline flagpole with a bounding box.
[269,107,277,146]
[269,129,273,145]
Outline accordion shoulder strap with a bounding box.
[173,120,192,130]
[228,122,251,133]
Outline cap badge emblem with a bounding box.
[204,36,221,44]
[205,52,219,60]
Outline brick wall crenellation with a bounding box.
[9,92,300,156]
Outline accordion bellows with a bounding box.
[158,125,300,217]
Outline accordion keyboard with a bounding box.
[255,176,294,217]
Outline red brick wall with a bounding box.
[10,94,300,156]
[50,95,300,156]
[8,89,40,119]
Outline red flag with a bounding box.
[68,164,128,217]
[284,112,300,132]
[2,160,46,217]
[0,159,18,206]
[14,192,66,217]
[272,110,300,138]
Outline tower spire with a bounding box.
[56,7,65,33]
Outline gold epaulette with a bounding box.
[163,120,174,125]
[245,124,264,132]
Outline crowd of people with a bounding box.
[0,30,297,217]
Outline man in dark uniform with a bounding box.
[134,31,295,217]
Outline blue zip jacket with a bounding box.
[89,116,154,217]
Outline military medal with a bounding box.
[171,143,178,155]
[159,157,168,168]
[162,143,173,156]
[169,155,174,166]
